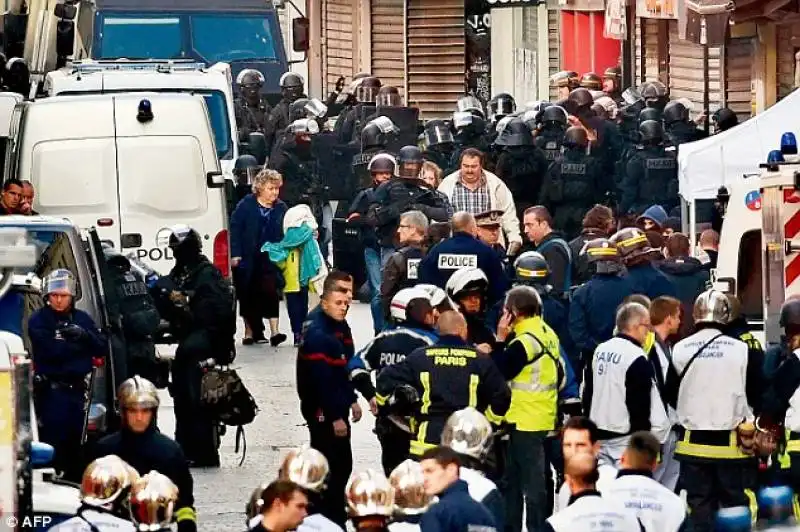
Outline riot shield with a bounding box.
[365,106,420,152]
[312,131,360,201]
[353,103,378,144]
[332,218,366,289]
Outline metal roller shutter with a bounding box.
[778,25,796,101]
[547,7,560,101]
[635,18,660,83]
[406,0,465,118]
[668,22,722,120]
[724,37,754,122]
[322,0,355,95]
[371,0,406,96]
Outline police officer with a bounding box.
[28,268,107,481]
[567,88,623,181]
[269,118,322,210]
[445,267,497,351]
[641,80,669,112]
[488,93,516,126]
[605,431,688,532]
[610,227,676,300]
[234,69,271,142]
[353,116,399,190]
[569,239,635,372]
[128,472,181,532]
[474,210,506,259]
[494,117,549,223]
[376,310,511,457]
[450,108,491,168]
[270,97,328,162]
[663,100,706,148]
[232,154,261,208]
[440,408,505,528]
[380,211,428,321]
[338,76,384,146]
[580,72,602,91]
[602,66,624,104]
[388,460,434,532]
[103,247,161,385]
[418,212,509,305]
[91,377,197,532]
[538,126,610,240]
[348,287,438,473]
[667,290,763,532]
[277,446,345,532]
[51,455,138,531]
[165,224,235,467]
[346,470,394,532]
[638,106,662,124]
[550,71,580,102]
[712,107,739,134]
[422,119,456,175]
[265,72,306,153]
[534,106,568,163]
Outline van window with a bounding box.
[189,15,278,62]
[201,91,232,160]
[100,16,182,59]
[737,230,762,319]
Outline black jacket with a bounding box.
[568,228,608,286]
[657,256,710,338]
[367,178,450,247]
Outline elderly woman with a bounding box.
[420,161,454,219]
[230,169,289,346]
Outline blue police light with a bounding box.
[758,486,794,525]
[714,506,752,532]
[137,99,154,123]
[781,132,797,155]
[767,150,785,164]
[30,441,54,468]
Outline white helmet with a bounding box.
[445,267,489,301]
[441,407,493,460]
[390,288,429,323]
[414,284,448,308]
[693,289,731,325]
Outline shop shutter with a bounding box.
[724,37,754,122]
[635,18,660,83]
[547,7,560,101]
[371,0,406,97]
[322,0,355,94]
[778,25,796,101]
[406,0,465,118]
[668,22,722,120]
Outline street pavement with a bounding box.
[156,300,381,531]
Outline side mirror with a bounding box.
[55,20,75,59]
[247,132,268,165]
[31,441,54,468]
[206,171,225,189]
[292,17,310,53]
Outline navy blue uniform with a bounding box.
[29,305,106,480]
[626,262,677,300]
[297,309,356,528]
[418,232,510,304]
[420,479,498,532]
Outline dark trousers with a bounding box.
[234,264,280,338]
[35,383,86,482]
[308,417,352,528]
[679,460,757,532]
[543,435,563,517]
[503,430,547,532]
[172,351,219,463]
[286,289,309,335]
[376,418,410,475]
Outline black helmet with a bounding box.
[234,154,259,171]
[568,88,594,110]
[376,86,402,107]
[167,224,202,261]
[541,106,568,127]
[514,252,550,285]
[456,95,485,120]
[489,93,516,119]
[361,116,399,150]
[356,77,382,103]
[712,107,739,132]
[639,120,664,144]
[610,227,651,262]
[580,72,602,91]
[581,238,623,274]
[641,81,668,110]
[289,98,311,122]
[452,111,486,137]
[103,245,131,271]
[423,119,455,149]
[780,299,800,330]
[368,153,396,175]
[398,145,423,178]
[494,118,532,147]
[563,126,588,150]
[280,72,304,89]
[662,101,688,126]
[236,68,265,87]
[638,107,661,124]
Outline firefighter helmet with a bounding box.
[279,446,330,493]
[693,289,732,325]
[389,460,433,515]
[441,407,493,460]
[346,470,394,518]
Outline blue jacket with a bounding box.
[418,233,509,304]
[625,263,677,300]
[296,309,357,422]
[420,480,498,532]
[229,194,287,285]
[28,306,106,380]
[570,273,636,356]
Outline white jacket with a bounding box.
[50,510,134,531]
[605,472,687,532]
[438,170,522,245]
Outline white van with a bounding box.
[6,92,230,276]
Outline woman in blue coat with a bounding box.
[230,169,289,345]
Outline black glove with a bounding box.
[177,519,197,532]
[59,323,88,342]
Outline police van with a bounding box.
[4,92,230,276]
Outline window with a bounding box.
[737,230,762,320]
[200,91,233,160]
[98,16,183,59]
[189,15,277,63]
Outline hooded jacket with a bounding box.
[657,256,709,337]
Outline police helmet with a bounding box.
[494,118,532,147]
[235,154,260,172]
[513,251,550,285]
[236,69,265,87]
[368,153,397,175]
[594,96,618,119]
[118,376,160,410]
[780,298,800,330]
[580,238,623,274]
[662,101,689,126]
[489,93,516,119]
[279,72,304,89]
[610,227,651,262]
[452,111,485,135]
[390,288,429,323]
[445,267,489,302]
[245,483,269,523]
[603,66,621,82]
[641,80,667,103]
[103,244,132,271]
[167,224,202,254]
[43,268,77,297]
[356,77,382,103]
[550,70,580,89]
[638,107,661,124]
[389,460,433,515]
[129,471,179,530]
[377,86,402,107]
[712,107,738,132]
[541,106,568,127]
[521,110,539,131]
[621,87,643,107]
[414,284,450,309]
[639,120,664,144]
[288,98,311,122]
[562,126,589,150]
[397,145,423,179]
[568,88,594,110]
[456,95,485,119]
[580,72,602,91]
[346,470,394,518]
[693,289,732,325]
[362,116,400,149]
[279,445,330,493]
[423,119,455,149]
[441,407,493,460]
[289,118,320,136]
[81,455,139,509]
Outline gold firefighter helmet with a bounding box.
[441,407,493,460]
[80,455,140,508]
[693,289,732,325]
[389,460,433,515]
[118,376,160,410]
[279,445,330,493]
[129,471,179,531]
[346,469,394,518]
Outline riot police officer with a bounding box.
[641,80,669,112]
[338,76,383,145]
[91,377,197,532]
[538,126,609,240]
[388,460,434,532]
[712,107,739,134]
[638,106,662,124]
[550,71,580,102]
[129,472,181,532]
[663,101,705,148]
[488,93,516,125]
[568,88,622,181]
[232,154,261,209]
[602,66,624,104]
[534,106,568,163]
[270,97,329,162]
[620,120,679,215]
[353,116,399,190]
[269,118,323,210]
[265,72,306,153]
[164,225,235,467]
[580,72,602,91]
[234,69,271,142]
[278,446,345,532]
[445,267,497,351]
[450,111,490,168]
[349,288,439,474]
[422,119,456,174]
[28,268,106,481]
[494,117,549,224]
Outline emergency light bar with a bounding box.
[69,60,208,75]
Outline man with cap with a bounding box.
[475,209,506,259]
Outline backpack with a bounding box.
[200,367,258,465]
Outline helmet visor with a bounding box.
[304,98,328,119]
[399,162,422,179]
[371,116,400,135]
[355,85,379,103]
[424,124,454,148]
[452,111,474,130]
[456,95,484,116]
[377,92,402,107]
[44,271,76,296]
[622,87,643,106]
[492,97,515,117]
